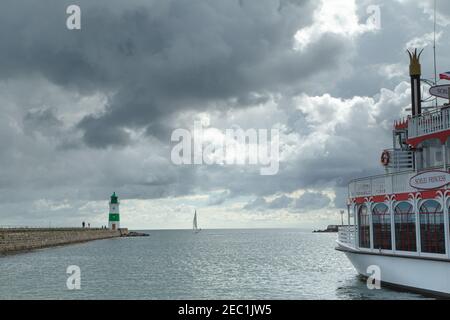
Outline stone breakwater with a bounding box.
[0,228,126,255]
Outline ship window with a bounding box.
[394,202,417,252]
[419,139,442,169]
[420,200,445,254]
[358,205,370,249]
[372,203,391,250]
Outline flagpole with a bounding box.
[433,2,437,78]
[433,0,438,107]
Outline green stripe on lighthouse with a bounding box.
[109,213,120,221]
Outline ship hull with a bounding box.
[337,245,450,297]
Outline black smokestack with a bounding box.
[408,49,423,116]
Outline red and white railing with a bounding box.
[408,107,450,139]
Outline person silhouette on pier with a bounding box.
[82,221,85,228]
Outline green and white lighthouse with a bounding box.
[108,192,120,230]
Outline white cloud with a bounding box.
[294,0,378,51]
[375,63,407,80]
[405,31,442,50]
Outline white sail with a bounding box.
[193,210,200,233]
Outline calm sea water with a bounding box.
[0,229,430,300]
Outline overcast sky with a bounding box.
[1,0,450,230]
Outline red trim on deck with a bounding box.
[407,130,450,147]
[421,190,438,199]
[372,195,385,203]
[395,193,409,201]
[351,190,441,204]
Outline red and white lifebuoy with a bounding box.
[381,150,390,167]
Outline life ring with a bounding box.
[381,150,390,167]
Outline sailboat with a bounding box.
[193,210,201,234]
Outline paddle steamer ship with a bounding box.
[336,49,450,296]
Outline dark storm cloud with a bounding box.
[78,115,131,148]
[207,190,230,206]
[80,1,344,147]
[268,195,293,209]
[23,108,63,137]
[242,192,332,213]
[243,196,268,211]
[243,194,293,211]
[0,0,350,148]
[292,191,331,212]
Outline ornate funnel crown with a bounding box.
[408,48,423,76]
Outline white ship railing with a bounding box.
[349,171,415,198]
[386,149,415,171]
[338,226,355,248]
[408,107,450,139]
